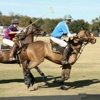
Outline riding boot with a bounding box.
[10,44,18,60]
[61,47,69,65]
[61,45,70,65]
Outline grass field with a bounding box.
[0,36,100,97]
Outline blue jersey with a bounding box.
[3,25,18,40]
[51,21,69,39]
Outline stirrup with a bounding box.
[9,57,16,61]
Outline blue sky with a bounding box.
[0,0,100,23]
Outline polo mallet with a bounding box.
[25,7,54,29]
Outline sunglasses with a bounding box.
[67,19,71,21]
[14,23,19,25]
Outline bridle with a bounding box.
[71,30,92,61]
[16,26,42,41]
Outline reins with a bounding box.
[76,42,88,60]
[74,30,91,60]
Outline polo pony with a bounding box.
[0,23,47,79]
[17,28,96,90]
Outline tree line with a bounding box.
[0,12,100,35]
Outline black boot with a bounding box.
[61,44,71,65]
[10,44,18,60]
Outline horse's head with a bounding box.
[26,24,42,35]
[76,28,96,44]
[16,23,42,40]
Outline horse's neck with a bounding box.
[70,40,82,54]
[22,35,34,44]
[77,30,85,37]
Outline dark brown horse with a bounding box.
[0,24,39,63]
[17,28,96,90]
[16,24,47,79]
[0,23,47,79]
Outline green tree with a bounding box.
[91,17,100,33]
[69,19,89,33]
[19,16,31,27]
[41,18,62,34]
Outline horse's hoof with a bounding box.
[53,78,57,83]
[27,84,30,89]
[32,81,35,86]
[60,85,67,90]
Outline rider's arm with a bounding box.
[8,26,18,34]
[9,31,17,34]
[67,32,76,38]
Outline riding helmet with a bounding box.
[11,18,19,24]
[63,14,73,20]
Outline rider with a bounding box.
[2,18,20,60]
[50,14,77,65]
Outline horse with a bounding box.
[0,23,47,79]
[17,28,96,90]
[16,23,47,79]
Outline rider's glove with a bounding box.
[16,31,21,34]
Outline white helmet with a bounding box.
[63,14,72,20]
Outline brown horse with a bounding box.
[16,24,47,79]
[17,29,96,89]
[0,23,39,63]
[0,23,47,79]
[17,28,96,90]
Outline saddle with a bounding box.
[50,39,65,54]
[0,44,10,50]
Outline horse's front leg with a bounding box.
[23,60,47,79]
[24,68,35,89]
[54,64,71,90]
[60,64,71,90]
[22,61,35,88]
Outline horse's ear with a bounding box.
[68,37,71,43]
[29,20,35,26]
[81,26,85,30]
[29,20,32,24]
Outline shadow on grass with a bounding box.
[43,78,100,89]
[0,79,24,84]
[0,75,55,84]
[0,76,100,90]
[65,79,100,89]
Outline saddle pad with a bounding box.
[50,43,64,54]
[0,44,10,50]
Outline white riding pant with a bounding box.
[50,37,68,47]
[2,38,14,47]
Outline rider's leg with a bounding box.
[50,37,71,65]
[10,44,18,59]
[61,43,71,65]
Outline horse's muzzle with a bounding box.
[91,39,96,44]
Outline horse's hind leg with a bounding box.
[35,67,47,79]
